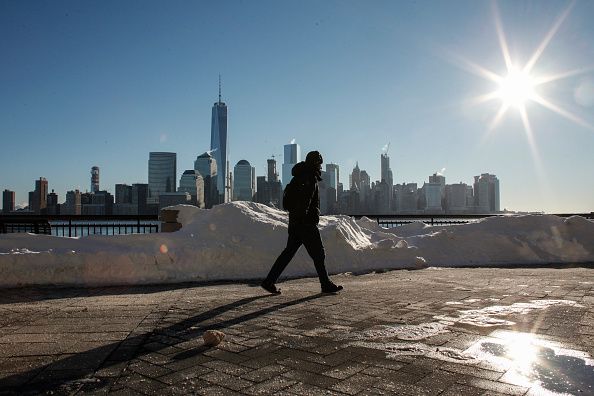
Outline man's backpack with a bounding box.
[282,179,298,212]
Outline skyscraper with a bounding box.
[2,189,15,213]
[267,158,279,183]
[91,166,100,193]
[233,160,255,201]
[194,151,218,208]
[148,152,177,204]
[30,177,48,214]
[474,173,500,213]
[211,77,229,203]
[282,141,300,186]
[179,170,205,207]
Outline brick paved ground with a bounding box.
[0,266,593,395]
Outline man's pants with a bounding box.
[264,224,331,285]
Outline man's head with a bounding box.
[305,151,323,170]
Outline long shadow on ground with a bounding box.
[0,292,325,394]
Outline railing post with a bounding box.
[33,221,39,234]
[137,218,141,234]
[68,219,72,238]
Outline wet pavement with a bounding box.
[0,266,592,395]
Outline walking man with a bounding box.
[261,151,343,294]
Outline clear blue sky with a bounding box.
[2,0,593,213]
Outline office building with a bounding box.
[211,78,229,203]
[194,151,218,208]
[91,166,100,193]
[63,190,82,215]
[148,152,177,204]
[445,182,468,213]
[132,183,149,215]
[179,170,205,208]
[381,153,394,208]
[29,177,48,214]
[47,190,59,215]
[233,160,255,201]
[282,141,300,186]
[2,189,15,213]
[115,184,133,204]
[474,173,500,213]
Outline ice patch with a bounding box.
[351,341,477,363]
[342,322,449,341]
[435,300,584,327]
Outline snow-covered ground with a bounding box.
[0,202,593,287]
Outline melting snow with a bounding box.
[435,300,584,327]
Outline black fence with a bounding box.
[1,212,592,236]
[350,212,594,228]
[0,215,160,236]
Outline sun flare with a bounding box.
[454,1,593,138]
[496,68,536,109]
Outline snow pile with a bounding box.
[0,202,593,287]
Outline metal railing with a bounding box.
[0,215,160,236]
[349,212,594,228]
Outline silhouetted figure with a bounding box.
[262,151,343,294]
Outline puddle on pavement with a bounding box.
[344,300,590,394]
[466,330,594,395]
[434,299,583,327]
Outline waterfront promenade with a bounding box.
[0,266,592,395]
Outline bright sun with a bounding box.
[454,1,592,137]
[496,68,536,109]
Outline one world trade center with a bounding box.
[210,77,229,203]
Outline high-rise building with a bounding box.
[474,173,500,213]
[267,158,279,183]
[148,152,177,204]
[380,153,394,208]
[350,162,361,191]
[29,177,48,214]
[262,157,282,207]
[114,184,135,215]
[132,183,149,215]
[47,190,59,215]
[282,141,301,186]
[195,151,218,208]
[91,166,100,193]
[115,184,133,204]
[63,190,82,215]
[233,160,255,201]
[395,183,419,213]
[325,163,339,190]
[445,182,468,213]
[179,170,205,208]
[211,77,229,203]
[2,190,15,213]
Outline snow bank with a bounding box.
[0,202,593,287]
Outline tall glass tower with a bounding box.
[282,141,300,187]
[148,152,177,204]
[211,77,229,203]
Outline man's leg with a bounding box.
[264,230,302,285]
[301,225,332,286]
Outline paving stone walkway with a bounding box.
[0,266,593,395]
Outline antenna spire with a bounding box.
[218,74,222,103]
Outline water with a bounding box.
[468,330,594,395]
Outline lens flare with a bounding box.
[159,244,168,254]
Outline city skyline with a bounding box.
[2,1,594,213]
